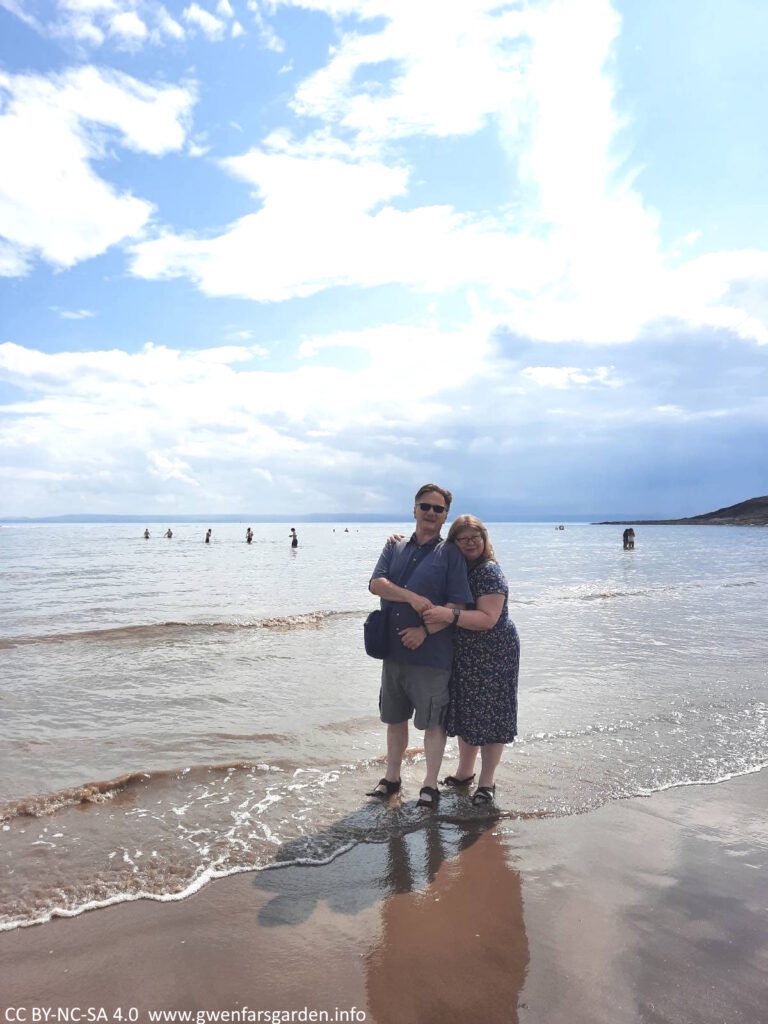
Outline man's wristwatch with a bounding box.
[452,607,461,625]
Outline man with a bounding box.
[367,484,473,808]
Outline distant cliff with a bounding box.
[598,495,768,526]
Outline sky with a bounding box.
[1,0,767,519]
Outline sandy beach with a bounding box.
[1,769,766,1024]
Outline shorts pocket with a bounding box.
[427,696,449,729]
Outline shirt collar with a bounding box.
[408,531,442,549]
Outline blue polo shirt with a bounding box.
[370,534,472,670]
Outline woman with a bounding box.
[422,515,519,806]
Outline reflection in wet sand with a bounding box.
[367,820,529,1024]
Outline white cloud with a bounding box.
[0,239,32,276]
[109,10,148,44]
[148,452,200,487]
[290,1,528,142]
[156,7,185,40]
[521,366,618,389]
[61,0,118,11]
[0,323,490,509]
[183,3,226,40]
[188,139,211,157]
[2,313,764,514]
[225,331,268,353]
[63,14,105,45]
[129,138,540,301]
[5,0,768,367]
[123,3,609,311]
[1,0,247,49]
[0,66,196,271]
[127,0,768,349]
[0,340,270,391]
[0,0,42,30]
[248,1,284,51]
[52,307,96,319]
[2,0,766,517]
[256,14,286,50]
[0,466,76,481]
[269,0,372,14]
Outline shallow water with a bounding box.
[1,520,767,929]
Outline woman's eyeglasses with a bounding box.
[417,502,447,514]
[455,533,483,544]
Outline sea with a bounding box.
[1,520,767,931]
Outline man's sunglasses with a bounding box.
[417,502,447,514]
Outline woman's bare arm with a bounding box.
[422,593,504,632]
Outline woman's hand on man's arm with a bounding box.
[422,605,455,627]
[432,594,503,631]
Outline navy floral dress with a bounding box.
[446,560,519,745]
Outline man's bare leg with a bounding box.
[422,725,447,791]
[385,720,409,782]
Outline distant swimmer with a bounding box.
[622,527,635,550]
[205,528,212,544]
[246,527,253,544]
[164,529,173,538]
[144,528,150,539]
[289,527,298,548]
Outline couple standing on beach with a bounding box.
[367,483,520,809]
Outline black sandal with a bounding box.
[471,785,496,807]
[441,774,476,787]
[416,786,440,808]
[366,777,401,798]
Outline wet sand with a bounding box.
[1,770,766,1024]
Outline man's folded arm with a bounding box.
[369,577,412,603]
[371,576,433,614]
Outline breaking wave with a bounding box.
[0,610,363,649]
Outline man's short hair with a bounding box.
[414,483,453,511]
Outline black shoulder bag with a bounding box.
[364,546,422,660]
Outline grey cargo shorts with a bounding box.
[379,659,451,730]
